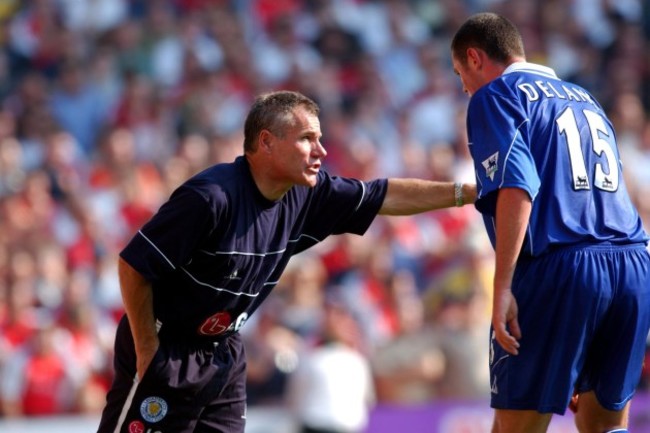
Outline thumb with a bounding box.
[508,316,522,340]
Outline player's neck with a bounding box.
[245,154,291,202]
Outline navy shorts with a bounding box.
[490,243,650,414]
[97,315,247,433]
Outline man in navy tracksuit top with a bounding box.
[96,90,476,433]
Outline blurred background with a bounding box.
[0,0,648,432]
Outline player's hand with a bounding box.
[135,338,160,381]
[492,288,521,355]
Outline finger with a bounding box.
[508,316,522,340]
[503,339,519,355]
[496,329,519,355]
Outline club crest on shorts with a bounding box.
[140,396,168,423]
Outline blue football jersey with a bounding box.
[467,62,648,256]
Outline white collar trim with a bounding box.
[503,62,558,79]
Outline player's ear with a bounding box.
[466,47,483,70]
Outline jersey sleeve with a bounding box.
[119,185,218,282]
[303,172,388,238]
[467,91,541,216]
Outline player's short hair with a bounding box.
[451,12,525,65]
[244,90,320,153]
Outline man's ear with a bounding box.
[466,47,483,70]
[259,130,274,153]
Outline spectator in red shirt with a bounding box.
[0,322,75,416]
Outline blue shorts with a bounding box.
[490,243,650,414]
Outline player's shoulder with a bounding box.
[186,158,244,188]
[173,159,244,208]
[468,79,522,118]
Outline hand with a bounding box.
[492,288,521,355]
[135,338,160,381]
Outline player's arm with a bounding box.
[492,187,531,355]
[118,256,159,380]
[378,178,476,215]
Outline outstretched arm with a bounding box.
[378,178,476,215]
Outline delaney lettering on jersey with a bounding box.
[517,81,596,106]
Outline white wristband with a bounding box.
[454,182,464,207]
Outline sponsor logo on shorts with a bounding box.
[140,396,168,423]
[198,311,232,336]
[129,420,145,433]
[491,378,499,395]
[234,312,248,332]
[128,420,164,433]
[198,311,249,336]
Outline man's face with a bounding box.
[268,107,327,188]
[452,52,484,97]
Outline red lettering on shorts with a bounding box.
[198,311,232,336]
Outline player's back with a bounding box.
[509,69,647,254]
[468,63,648,256]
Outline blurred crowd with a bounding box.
[0,0,649,427]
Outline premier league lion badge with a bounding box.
[482,151,499,181]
